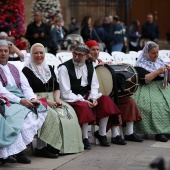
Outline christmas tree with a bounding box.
[32,0,62,24]
[0,0,27,49]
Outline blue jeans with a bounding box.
[111,43,123,52]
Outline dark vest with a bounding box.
[60,59,94,96]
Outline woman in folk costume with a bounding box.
[0,40,47,164]
[85,40,143,145]
[22,43,84,155]
[133,41,170,142]
[0,94,47,164]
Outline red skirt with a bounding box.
[68,95,121,125]
[119,97,142,124]
[107,96,142,131]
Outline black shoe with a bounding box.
[155,134,168,142]
[94,131,110,147]
[34,147,58,158]
[83,138,91,150]
[124,133,143,142]
[47,144,60,154]
[0,158,4,164]
[0,156,16,164]
[16,152,31,164]
[111,135,127,145]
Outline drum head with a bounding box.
[95,65,113,96]
[95,63,138,98]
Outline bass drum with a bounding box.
[95,63,139,98]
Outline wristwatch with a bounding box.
[9,43,13,46]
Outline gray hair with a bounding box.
[148,42,159,52]
[74,43,89,55]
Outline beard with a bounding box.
[72,59,85,67]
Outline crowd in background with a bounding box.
[0,11,159,56]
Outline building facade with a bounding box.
[24,0,170,40]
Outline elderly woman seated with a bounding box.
[132,41,170,142]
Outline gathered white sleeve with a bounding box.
[88,69,102,99]
[58,65,84,102]
[0,81,21,103]
[20,50,28,62]
[19,71,36,100]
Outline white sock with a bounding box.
[125,122,134,135]
[36,139,46,149]
[82,123,89,139]
[99,116,109,136]
[111,126,119,137]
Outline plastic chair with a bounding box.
[45,53,62,76]
[8,61,25,71]
[99,52,116,63]
[56,51,73,63]
[137,50,142,56]
[129,51,138,55]
[111,51,126,63]
[159,50,170,59]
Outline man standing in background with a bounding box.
[25,11,50,52]
[111,15,126,52]
[141,13,159,43]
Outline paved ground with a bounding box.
[1,133,170,170]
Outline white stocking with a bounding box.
[99,116,109,136]
[125,122,134,135]
[111,126,119,137]
[82,123,89,139]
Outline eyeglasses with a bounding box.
[73,51,86,57]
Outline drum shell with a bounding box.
[95,63,139,97]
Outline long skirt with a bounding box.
[0,86,47,158]
[118,96,142,125]
[0,111,47,158]
[36,92,84,154]
[132,80,170,134]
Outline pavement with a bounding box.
[1,131,170,170]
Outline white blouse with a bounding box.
[0,64,36,103]
[93,60,99,68]
[58,64,101,102]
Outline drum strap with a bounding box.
[115,73,126,93]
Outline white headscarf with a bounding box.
[135,41,165,76]
[25,43,51,84]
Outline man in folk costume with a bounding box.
[0,40,48,164]
[85,40,143,144]
[58,43,121,149]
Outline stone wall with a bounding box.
[23,0,33,28]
